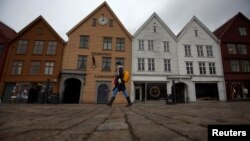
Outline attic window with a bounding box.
[109,20,113,27]
[153,22,157,32]
[92,18,97,26]
[239,27,247,36]
[194,29,198,36]
[153,26,157,32]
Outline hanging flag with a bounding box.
[92,55,96,66]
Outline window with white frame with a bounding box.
[138,40,144,51]
[102,57,111,71]
[153,26,157,32]
[80,35,89,48]
[17,40,28,54]
[242,60,250,72]
[116,38,125,51]
[239,27,247,36]
[206,45,213,57]
[77,56,87,70]
[209,62,216,74]
[184,45,192,57]
[197,45,204,57]
[44,62,54,75]
[186,61,193,74]
[164,59,171,72]
[103,37,112,50]
[238,44,247,55]
[194,29,198,36]
[138,58,145,71]
[199,62,206,74]
[163,41,169,52]
[148,40,154,51]
[47,41,57,55]
[230,60,240,72]
[12,61,23,75]
[148,58,155,71]
[34,41,44,54]
[227,44,237,54]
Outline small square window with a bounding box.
[239,27,247,36]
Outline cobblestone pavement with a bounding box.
[0,101,250,141]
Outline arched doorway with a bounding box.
[97,84,109,104]
[175,83,186,103]
[63,78,81,103]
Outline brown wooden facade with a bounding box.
[1,16,65,103]
[0,22,17,97]
[214,12,250,101]
[61,2,132,104]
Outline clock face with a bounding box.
[98,15,108,25]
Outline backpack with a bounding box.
[123,70,130,83]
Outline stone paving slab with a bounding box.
[88,130,133,141]
[0,102,250,141]
[97,122,128,131]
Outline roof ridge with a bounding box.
[11,15,65,43]
[67,1,131,38]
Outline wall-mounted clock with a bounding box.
[98,15,109,25]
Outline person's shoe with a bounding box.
[106,97,115,107]
[125,96,132,107]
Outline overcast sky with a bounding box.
[0,0,250,40]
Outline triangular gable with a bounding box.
[0,21,17,42]
[177,16,219,42]
[133,12,177,41]
[12,15,65,43]
[67,1,132,38]
[214,12,250,38]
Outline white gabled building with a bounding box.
[131,13,178,102]
[176,16,226,102]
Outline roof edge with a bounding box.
[178,16,219,42]
[133,12,177,41]
[66,1,132,38]
[11,15,65,43]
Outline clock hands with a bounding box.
[98,14,108,25]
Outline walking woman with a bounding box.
[107,62,132,107]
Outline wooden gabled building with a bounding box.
[214,12,250,101]
[1,16,65,103]
[131,13,178,102]
[177,16,226,102]
[61,2,132,104]
[0,22,17,99]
